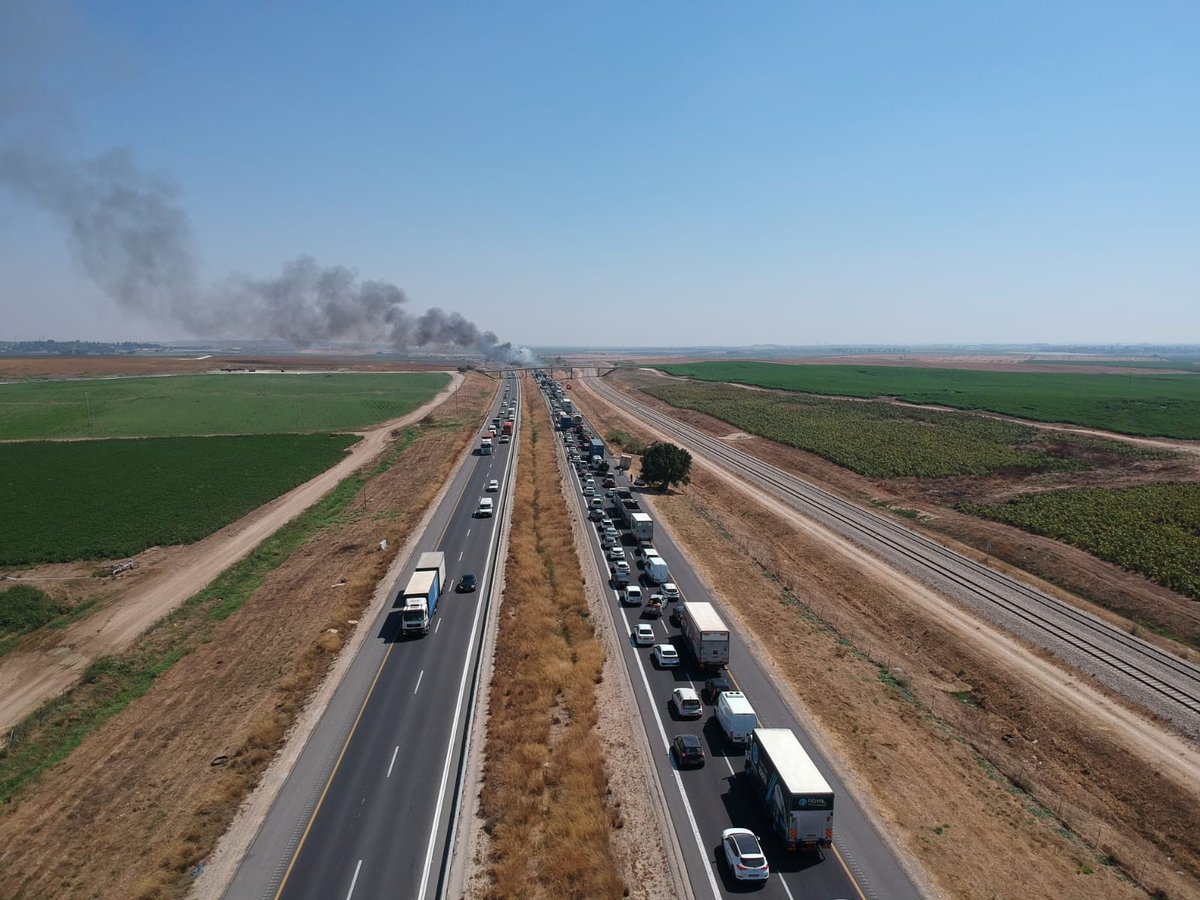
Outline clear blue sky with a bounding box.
[1,0,1197,346]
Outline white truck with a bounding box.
[629,512,654,543]
[716,691,759,746]
[400,551,446,636]
[679,601,730,669]
[480,437,493,455]
[745,728,834,851]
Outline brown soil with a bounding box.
[612,368,1200,651]
[0,373,464,735]
[467,375,628,899]
[576,378,1200,900]
[0,372,495,899]
[610,353,1198,375]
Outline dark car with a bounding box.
[671,734,705,768]
[456,573,478,593]
[702,675,733,704]
[669,604,685,627]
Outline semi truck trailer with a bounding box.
[745,728,834,851]
[400,551,446,636]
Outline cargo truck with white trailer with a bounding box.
[745,728,834,850]
[629,512,654,543]
[400,551,446,636]
[679,601,730,668]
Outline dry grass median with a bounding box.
[473,375,626,900]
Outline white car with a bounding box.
[603,526,620,542]
[721,828,770,882]
[499,434,510,444]
[486,479,500,492]
[623,586,643,606]
[670,686,701,715]
[661,583,680,601]
[656,646,684,671]
[607,545,625,562]
[582,485,595,496]
[633,623,655,646]
[612,560,631,579]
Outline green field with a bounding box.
[656,362,1200,439]
[963,484,1200,601]
[0,434,360,565]
[643,382,1165,479]
[0,372,448,439]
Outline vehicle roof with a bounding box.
[753,728,834,796]
[673,686,699,700]
[657,644,679,655]
[675,733,703,748]
[635,623,654,632]
[719,691,756,715]
[683,602,727,632]
[403,570,438,595]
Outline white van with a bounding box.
[477,497,494,517]
[716,691,758,747]
[643,553,670,585]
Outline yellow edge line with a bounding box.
[273,385,499,898]
[705,629,869,899]
[273,645,394,899]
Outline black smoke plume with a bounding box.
[0,2,533,363]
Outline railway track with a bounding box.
[588,377,1200,736]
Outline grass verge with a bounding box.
[477,375,625,899]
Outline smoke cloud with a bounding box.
[0,2,534,364]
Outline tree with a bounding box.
[639,441,692,489]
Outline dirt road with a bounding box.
[0,372,463,734]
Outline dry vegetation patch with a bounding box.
[0,373,494,899]
[473,376,626,900]
[578,380,1200,900]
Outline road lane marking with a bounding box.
[345,859,363,900]
[832,845,869,900]
[387,746,400,778]
[458,551,464,561]
[617,600,723,900]
[414,670,424,694]
[418,408,516,899]
[271,392,494,898]
[435,618,442,633]
[466,528,471,538]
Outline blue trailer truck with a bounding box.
[400,552,446,636]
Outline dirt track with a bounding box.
[0,372,463,734]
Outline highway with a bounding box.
[585,375,1200,738]
[224,376,520,900]
[542,378,922,900]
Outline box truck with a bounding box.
[745,728,834,851]
[400,551,446,636]
[679,601,730,669]
[716,691,759,746]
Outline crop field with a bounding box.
[0,434,359,566]
[656,361,1200,439]
[643,382,1165,478]
[0,372,448,439]
[964,484,1200,601]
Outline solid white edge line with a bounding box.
[418,397,516,900]
[616,593,722,900]
[585,496,721,900]
[414,670,424,694]
[345,859,363,900]
[387,745,400,778]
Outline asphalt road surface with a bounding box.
[225,376,520,900]
[546,382,922,900]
